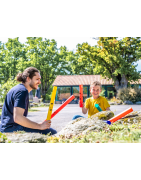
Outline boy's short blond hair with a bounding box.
[90,81,102,89]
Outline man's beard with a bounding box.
[29,82,37,89]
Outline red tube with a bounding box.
[51,95,75,119]
[79,85,83,108]
[109,107,133,123]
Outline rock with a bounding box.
[57,111,114,137]
[4,132,47,143]
[123,100,133,105]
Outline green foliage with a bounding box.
[99,89,105,97]
[0,132,10,143]
[75,37,141,90]
[1,37,141,100]
[0,37,76,100]
[117,87,141,103]
[45,85,53,101]
[0,77,19,102]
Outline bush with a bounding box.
[0,132,10,143]
[117,87,141,103]
[110,96,123,104]
[0,77,19,102]
[100,89,106,97]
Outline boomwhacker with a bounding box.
[79,85,83,108]
[51,95,75,119]
[95,104,102,112]
[46,86,57,121]
[105,107,133,125]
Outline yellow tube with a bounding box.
[46,86,57,120]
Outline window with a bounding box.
[57,87,71,100]
[107,86,116,99]
[72,86,88,102]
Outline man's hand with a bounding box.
[39,120,51,130]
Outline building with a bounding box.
[52,75,116,104]
[52,75,141,104]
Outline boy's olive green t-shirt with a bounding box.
[85,96,110,118]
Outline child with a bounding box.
[72,81,110,120]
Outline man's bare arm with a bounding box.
[14,107,51,130]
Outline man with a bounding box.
[0,67,57,135]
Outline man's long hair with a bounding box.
[16,67,40,83]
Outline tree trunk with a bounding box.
[114,74,128,91]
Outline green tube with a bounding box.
[95,104,102,112]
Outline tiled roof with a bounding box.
[52,75,141,86]
[52,75,114,86]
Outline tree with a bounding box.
[76,37,141,91]
[0,38,26,84]
[68,43,97,75]
[0,77,19,102]
[25,38,70,99]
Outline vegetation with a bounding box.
[0,37,141,101]
[75,37,141,91]
[47,123,141,143]
[0,132,10,143]
[1,121,141,143]
[117,86,141,103]
[0,38,74,101]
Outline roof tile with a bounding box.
[52,75,141,86]
[52,75,114,86]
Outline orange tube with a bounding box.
[109,107,133,123]
[51,95,75,119]
[79,85,83,108]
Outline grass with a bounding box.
[28,108,40,112]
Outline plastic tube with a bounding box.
[79,85,83,108]
[95,104,102,112]
[107,107,133,124]
[51,95,75,119]
[46,86,57,120]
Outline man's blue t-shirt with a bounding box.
[0,84,29,132]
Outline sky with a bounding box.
[0,37,98,51]
[0,37,141,72]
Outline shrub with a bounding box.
[0,132,10,143]
[117,87,141,103]
[110,96,123,104]
[100,89,106,97]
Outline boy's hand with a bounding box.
[39,120,51,130]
